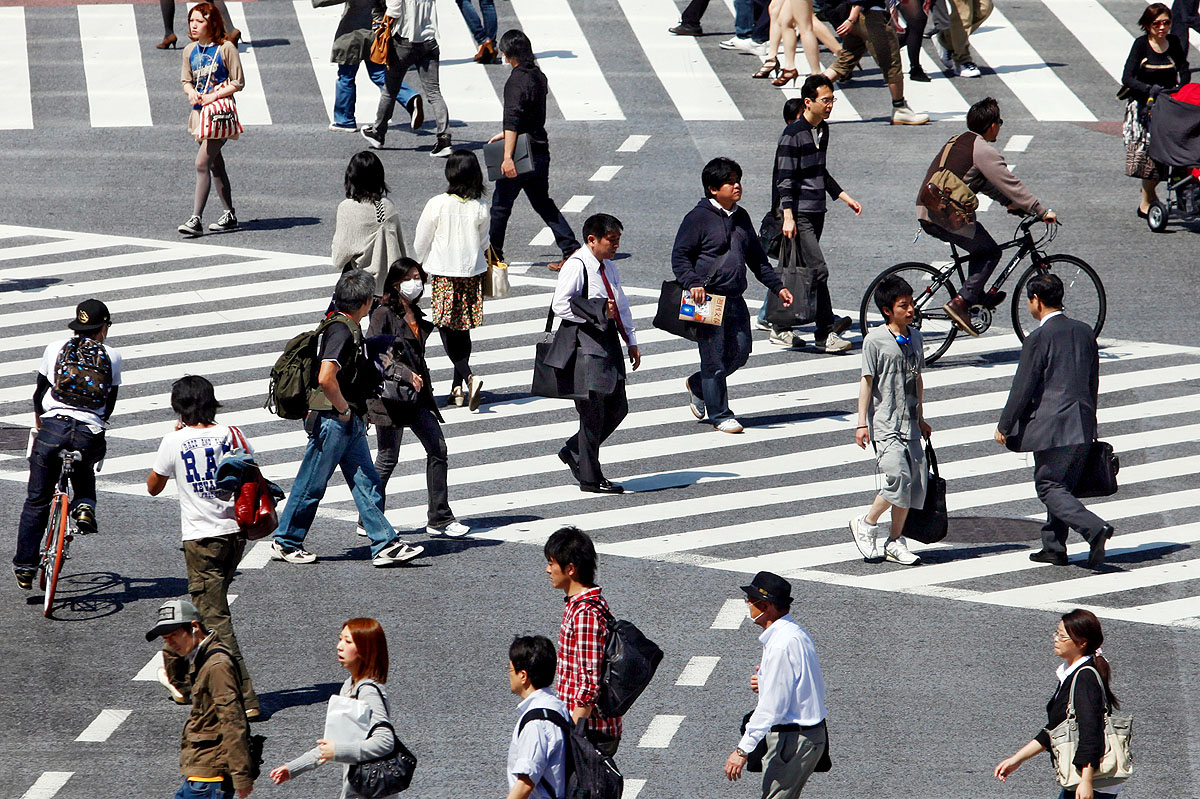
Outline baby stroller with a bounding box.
[1145,83,1200,231]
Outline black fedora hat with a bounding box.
[740,571,792,606]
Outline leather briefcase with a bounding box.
[1072,440,1119,498]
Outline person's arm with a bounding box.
[994,738,1047,781]
[31,373,50,429]
[996,334,1046,439]
[209,658,254,793]
[1071,671,1108,775]
[505,777,536,799]
[334,684,396,763]
[973,139,1047,219]
[181,44,201,104]
[606,266,641,369]
[146,436,174,496]
[411,198,437,264]
[101,386,119,423]
[318,361,352,418]
[568,606,606,721]
[1171,34,1192,85]
[736,646,792,753]
[917,373,932,438]
[742,213,785,296]
[508,721,554,799]
[775,133,800,237]
[499,73,524,177]
[219,42,245,93]
[836,1,863,35]
[855,375,873,449]
[1121,38,1160,98]
[669,214,704,292]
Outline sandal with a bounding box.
[752,58,780,79]
[772,67,800,87]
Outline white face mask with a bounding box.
[399,279,423,302]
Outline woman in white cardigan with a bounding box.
[412,150,489,411]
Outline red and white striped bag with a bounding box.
[196,82,243,140]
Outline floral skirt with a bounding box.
[431,274,483,330]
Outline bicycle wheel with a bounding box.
[1011,255,1107,341]
[38,495,65,592]
[41,496,69,618]
[859,262,959,365]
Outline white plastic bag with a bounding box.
[323,693,372,748]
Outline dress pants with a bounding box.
[1034,444,1107,556]
[688,295,752,423]
[566,382,629,486]
[489,152,580,260]
[919,220,1002,306]
[681,0,711,25]
[761,726,827,799]
[374,38,448,137]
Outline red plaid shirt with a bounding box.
[555,587,622,738]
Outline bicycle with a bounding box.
[858,214,1107,365]
[40,449,82,618]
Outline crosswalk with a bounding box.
[0,0,1175,129]
[2,225,1200,630]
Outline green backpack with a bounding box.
[265,313,360,420]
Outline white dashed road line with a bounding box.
[561,194,594,213]
[624,778,647,799]
[616,135,650,153]
[637,714,685,748]
[20,772,73,799]
[675,656,721,686]
[711,598,748,629]
[588,166,623,182]
[240,539,275,570]
[1004,134,1033,152]
[133,650,164,681]
[529,227,556,246]
[75,709,132,742]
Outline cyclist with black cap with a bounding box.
[13,299,122,591]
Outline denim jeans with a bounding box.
[687,295,752,423]
[14,416,106,569]
[734,0,756,36]
[456,0,497,45]
[373,411,454,528]
[374,38,448,137]
[334,60,415,127]
[919,219,1002,306]
[489,152,580,260]
[274,412,396,557]
[175,778,233,799]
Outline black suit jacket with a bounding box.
[997,313,1098,453]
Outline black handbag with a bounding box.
[1073,441,1119,499]
[532,308,581,399]
[759,209,783,259]
[903,438,949,545]
[652,280,700,341]
[347,720,417,798]
[763,235,819,329]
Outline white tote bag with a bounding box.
[324,693,373,748]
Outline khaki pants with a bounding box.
[163,534,258,711]
[761,726,827,799]
[828,10,902,85]
[937,0,993,64]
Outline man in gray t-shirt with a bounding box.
[849,276,932,565]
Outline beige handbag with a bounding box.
[1046,665,1133,789]
[483,246,510,299]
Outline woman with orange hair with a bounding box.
[271,618,405,797]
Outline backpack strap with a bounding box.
[517,708,571,799]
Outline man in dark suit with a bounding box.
[547,213,641,494]
[995,274,1113,569]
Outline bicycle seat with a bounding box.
[60,450,82,463]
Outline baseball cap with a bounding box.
[145,599,201,641]
[68,299,112,332]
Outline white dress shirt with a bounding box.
[550,247,638,347]
[738,615,827,752]
[508,689,569,799]
[1039,309,1064,327]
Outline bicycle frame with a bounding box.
[939,220,1049,299]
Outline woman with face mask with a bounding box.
[364,260,469,539]
[411,149,490,411]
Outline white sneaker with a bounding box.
[891,105,930,126]
[719,36,760,55]
[355,525,368,538]
[818,332,852,353]
[849,515,878,560]
[715,418,744,434]
[428,521,470,538]
[271,539,317,564]
[957,61,981,78]
[372,540,425,567]
[884,536,921,565]
[934,38,954,70]
[768,329,796,347]
[752,41,770,58]
[686,380,705,420]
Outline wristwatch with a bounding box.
[734,748,748,758]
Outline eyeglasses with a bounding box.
[815,96,836,105]
[1151,18,1171,27]
[1053,632,1073,642]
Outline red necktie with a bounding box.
[598,262,629,345]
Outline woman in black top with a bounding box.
[1122,3,1189,217]
[365,259,469,538]
[994,609,1121,799]
[486,29,580,272]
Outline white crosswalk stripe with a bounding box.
[6,0,1141,127]
[2,227,1199,632]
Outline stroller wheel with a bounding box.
[1147,202,1169,232]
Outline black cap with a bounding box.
[69,299,112,332]
[740,571,792,607]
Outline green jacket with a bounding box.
[315,0,385,65]
[180,635,253,789]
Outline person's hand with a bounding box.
[236,787,253,799]
[199,91,218,106]
[993,755,1022,781]
[690,286,707,305]
[316,739,335,764]
[629,346,641,371]
[856,426,870,449]
[782,216,796,239]
[1043,210,1059,225]
[487,131,504,143]
[502,157,517,179]
[1076,778,1094,799]
[187,89,202,105]
[844,195,863,215]
[994,428,1007,446]
[836,18,853,35]
[570,704,594,723]
[750,667,759,693]
[725,750,747,781]
[410,373,424,391]
[605,298,618,319]
[778,289,793,307]
[270,766,291,785]
[919,419,932,439]
[174,419,186,431]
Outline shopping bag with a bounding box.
[484,247,510,299]
[324,694,373,748]
[903,438,948,544]
[763,235,818,328]
[197,83,242,140]
[652,280,699,341]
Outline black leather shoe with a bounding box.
[580,480,624,494]
[1087,524,1114,569]
[558,448,581,482]
[1029,549,1068,566]
[669,22,703,35]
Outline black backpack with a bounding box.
[586,601,664,718]
[51,336,112,410]
[518,708,622,799]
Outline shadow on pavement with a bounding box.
[31,571,189,621]
[257,682,342,720]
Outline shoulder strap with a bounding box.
[581,596,615,623]
[924,439,939,478]
[517,708,570,799]
[937,135,960,169]
[374,199,387,225]
[354,681,396,733]
[1064,664,1106,717]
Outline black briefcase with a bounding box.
[904,439,948,545]
[531,310,581,400]
[1073,440,1119,499]
[652,280,700,341]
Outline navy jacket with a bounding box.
[670,199,784,299]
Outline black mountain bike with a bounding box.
[858,214,1106,364]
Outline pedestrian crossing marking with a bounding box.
[899,50,969,122]
[0,8,33,130]
[1040,0,1133,84]
[226,2,272,125]
[78,5,152,127]
[292,0,379,125]
[1004,134,1033,152]
[3,229,1200,631]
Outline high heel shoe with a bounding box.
[772,67,800,87]
[156,33,178,50]
[752,58,779,79]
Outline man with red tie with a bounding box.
[548,214,641,494]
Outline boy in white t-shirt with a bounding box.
[146,375,259,718]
